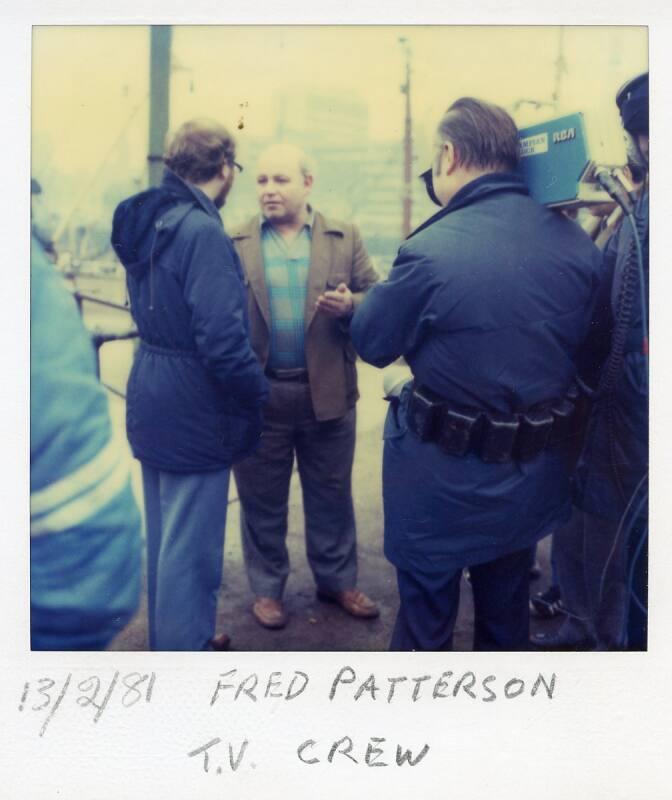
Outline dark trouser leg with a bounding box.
[141,464,161,651]
[552,508,596,642]
[469,546,534,651]
[234,381,296,600]
[626,515,648,650]
[583,511,628,650]
[295,396,358,593]
[390,567,462,651]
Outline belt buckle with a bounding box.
[266,368,307,382]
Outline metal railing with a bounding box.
[73,291,138,396]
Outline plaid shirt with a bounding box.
[261,212,313,369]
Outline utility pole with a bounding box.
[148,25,172,187]
[551,27,567,112]
[400,38,413,239]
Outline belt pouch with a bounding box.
[481,414,519,463]
[564,383,585,439]
[407,385,443,441]
[516,410,553,461]
[437,407,482,456]
[549,398,575,444]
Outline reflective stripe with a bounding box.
[30,456,131,537]
[31,437,121,517]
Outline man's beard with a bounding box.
[214,185,229,209]
[214,174,234,209]
[625,132,648,171]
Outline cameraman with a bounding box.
[536,73,649,651]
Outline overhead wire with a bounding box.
[52,93,150,244]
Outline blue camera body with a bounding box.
[517,112,607,207]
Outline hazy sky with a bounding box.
[32,25,647,190]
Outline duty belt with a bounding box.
[406,382,584,464]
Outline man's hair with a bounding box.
[436,97,520,172]
[163,119,236,184]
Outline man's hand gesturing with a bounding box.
[316,282,354,317]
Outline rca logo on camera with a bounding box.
[552,127,576,144]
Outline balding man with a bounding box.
[231,143,380,629]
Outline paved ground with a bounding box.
[104,359,555,652]
[79,285,557,652]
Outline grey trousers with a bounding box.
[233,379,358,599]
[142,464,230,651]
[553,506,628,649]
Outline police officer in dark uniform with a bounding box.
[350,97,605,651]
[535,73,649,651]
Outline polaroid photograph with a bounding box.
[2,4,670,798]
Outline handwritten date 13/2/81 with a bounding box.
[18,671,156,736]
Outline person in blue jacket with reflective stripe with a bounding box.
[351,98,605,651]
[112,119,269,651]
[31,194,142,650]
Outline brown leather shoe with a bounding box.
[316,588,380,619]
[252,597,288,629]
[210,633,231,651]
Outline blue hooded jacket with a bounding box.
[31,236,141,649]
[351,173,605,573]
[112,170,269,472]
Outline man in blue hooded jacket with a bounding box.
[112,119,269,651]
[351,98,605,651]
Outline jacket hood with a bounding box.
[111,170,212,278]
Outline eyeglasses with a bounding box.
[229,159,244,173]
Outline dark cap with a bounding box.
[616,72,648,135]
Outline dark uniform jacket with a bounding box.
[112,170,269,472]
[574,192,649,521]
[351,173,605,573]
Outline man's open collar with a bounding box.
[232,208,346,241]
[260,204,315,232]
